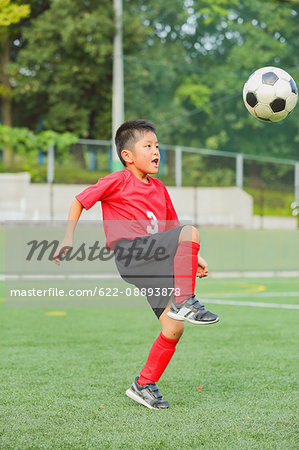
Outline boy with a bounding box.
[54,119,219,410]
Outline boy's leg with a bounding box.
[174,225,201,304]
[125,299,183,409]
[168,225,219,324]
[159,305,185,340]
[138,301,184,386]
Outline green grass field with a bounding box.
[0,277,298,449]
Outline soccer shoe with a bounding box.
[125,376,170,410]
[167,295,219,325]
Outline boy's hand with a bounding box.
[196,254,208,278]
[53,238,73,266]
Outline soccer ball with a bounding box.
[243,66,298,122]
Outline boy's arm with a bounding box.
[53,198,83,265]
[163,185,180,228]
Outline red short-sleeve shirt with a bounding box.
[76,168,180,248]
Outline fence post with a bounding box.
[47,144,55,221]
[175,146,182,187]
[295,162,299,202]
[236,153,243,189]
[112,0,125,172]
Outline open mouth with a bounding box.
[152,158,159,167]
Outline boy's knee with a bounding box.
[179,225,200,244]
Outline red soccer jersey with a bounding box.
[76,168,180,248]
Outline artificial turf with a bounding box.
[0,277,298,449]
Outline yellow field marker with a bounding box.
[207,282,266,296]
[46,311,67,316]
[236,282,266,293]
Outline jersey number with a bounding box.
[146,211,158,234]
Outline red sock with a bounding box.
[174,241,200,304]
[138,332,179,385]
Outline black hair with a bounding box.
[115,119,156,166]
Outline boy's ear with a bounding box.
[121,149,134,164]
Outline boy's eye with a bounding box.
[145,144,159,149]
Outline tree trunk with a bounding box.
[0,32,13,165]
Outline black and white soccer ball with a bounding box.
[243,66,298,122]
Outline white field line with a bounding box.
[1,271,299,281]
[2,296,297,309]
[209,271,299,278]
[203,299,299,310]
[0,274,119,281]
[206,292,299,298]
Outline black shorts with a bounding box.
[114,226,184,319]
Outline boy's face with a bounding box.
[122,131,160,175]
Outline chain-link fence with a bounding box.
[1,138,298,217]
[47,139,297,217]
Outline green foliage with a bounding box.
[0,0,30,28]
[36,130,78,155]
[0,123,35,154]
[9,0,116,137]
[123,0,299,159]
[244,187,294,216]
[0,124,77,156]
[0,160,110,183]
[175,75,212,109]
[2,0,298,176]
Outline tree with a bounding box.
[10,0,115,138]
[8,0,299,164]
[10,0,190,140]
[0,0,30,163]
[123,0,299,160]
[165,0,299,159]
